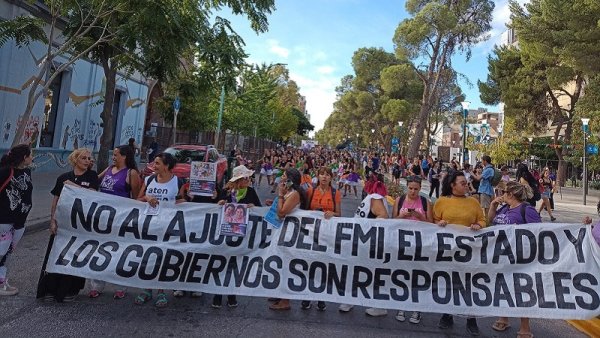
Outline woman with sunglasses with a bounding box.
[212,165,262,308]
[488,181,540,338]
[391,175,432,323]
[38,148,98,302]
[434,170,486,336]
[267,168,306,311]
[301,166,342,311]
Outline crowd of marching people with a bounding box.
[1,142,597,338]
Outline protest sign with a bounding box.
[189,162,216,196]
[220,203,249,236]
[48,185,600,319]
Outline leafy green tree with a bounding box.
[0,0,120,148]
[393,0,494,158]
[479,0,598,185]
[70,0,275,170]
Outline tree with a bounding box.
[70,0,275,170]
[479,0,598,185]
[393,0,494,158]
[291,108,314,136]
[0,0,120,148]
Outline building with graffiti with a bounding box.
[0,1,149,171]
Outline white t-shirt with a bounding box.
[145,175,179,203]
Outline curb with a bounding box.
[24,217,50,235]
[568,319,600,337]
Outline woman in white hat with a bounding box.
[212,165,262,308]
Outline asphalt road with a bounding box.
[0,180,588,337]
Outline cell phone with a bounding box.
[407,208,415,212]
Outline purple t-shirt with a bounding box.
[492,203,541,225]
[592,221,600,246]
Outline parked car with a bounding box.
[142,144,228,186]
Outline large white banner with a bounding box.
[48,185,600,319]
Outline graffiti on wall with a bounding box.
[31,151,69,171]
[16,114,40,148]
[83,120,103,151]
[121,125,135,143]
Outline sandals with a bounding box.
[155,293,168,308]
[492,320,511,331]
[134,290,152,305]
[269,300,291,311]
[517,332,534,338]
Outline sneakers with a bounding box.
[173,290,185,297]
[190,291,203,298]
[88,289,100,298]
[63,294,78,303]
[395,311,405,322]
[365,308,388,317]
[0,280,19,296]
[212,297,222,308]
[113,290,126,300]
[317,301,327,311]
[466,318,480,336]
[42,294,55,302]
[438,314,454,329]
[551,216,557,222]
[227,295,238,308]
[409,311,421,324]
[338,304,354,312]
[301,300,312,309]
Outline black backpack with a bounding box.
[306,183,337,212]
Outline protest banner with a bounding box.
[47,185,600,319]
[189,161,216,196]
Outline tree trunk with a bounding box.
[407,94,431,158]
[97,56,118,172]
[556,120,573,187]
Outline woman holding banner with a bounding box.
[301,166,342,311]
[0,144,33,296]
[89,145,141,301]
[488,181,540,338]
[434,170,486,336]
[267,168,305,311]
[213,165,262,308]
[391,175,433,323]
[339,173,389,314]
[134,152,185,307]
[37,148,98,302]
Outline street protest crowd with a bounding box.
[1,142,600,338]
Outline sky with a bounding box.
[222,0,520,135]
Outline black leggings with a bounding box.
[429,179,439,198]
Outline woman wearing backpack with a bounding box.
[0,144,33,296]
[301,166,342,311]
[488,181,541,338]
[516,164,540,207]
[391,175,433,324]
[135,152,186,307]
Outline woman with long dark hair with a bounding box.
[268,168,306,311]
[90,145,141,300]
[37,148,99,302]
[0,144,33,296]
[434,170,486,336]
[516,163,539,207]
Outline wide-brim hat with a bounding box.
[230,165,254,182]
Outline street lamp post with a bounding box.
[172,96,181,145]
[356,133,360,148]
[460,101,471,165]
[371,128,375,150]
[398,121,403,154]
[582,118,590,205]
